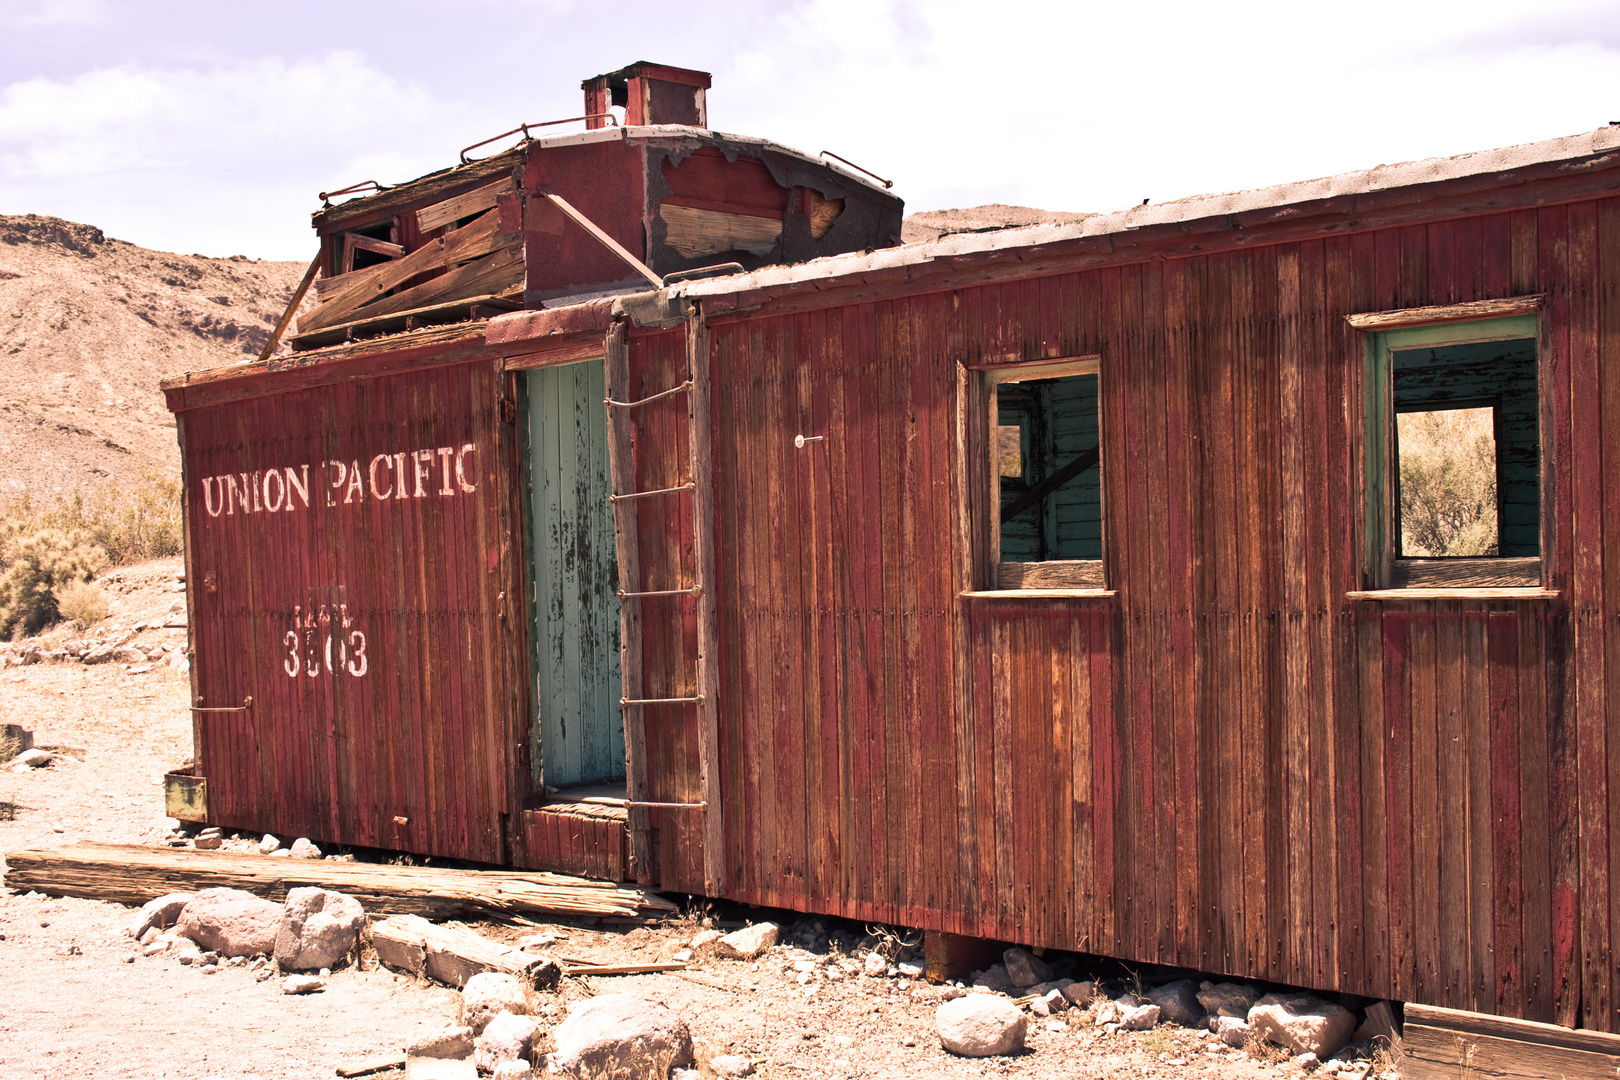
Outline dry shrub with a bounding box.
[1397,407,1499,557]
[7,470,184,565]
[0,527,108,638]
[55,577,110,626]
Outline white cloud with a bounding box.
[0,0,107,27]
[716,0,1620,216]
[0,52,469,258]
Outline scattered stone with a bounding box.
[475,1013,541,1073]
[1215,1016,1251,1047]
[937,994,1028,1057]
[1146,979,1206,1027]
[130,892,193,939]
[82,645,115,665]
[708,1053,754,1077]
[490,1062,533,1080]
[1248,993,1356,1058]
[901,1035,917,1047]
[111,645,145,664]
[1197,981,1262,1019]
[897,958,925,978]
[288,837,322,859]
[281,974,325,994]
[1119,1003,1162,1031]
[141,941,168,956]
[1093,1001,1120,1025]
[193,835,222,850]
[11,749,52,769]
[863,952,888,977]
[459,972,529,1035]
[971,963,1014,993]
[715,922,779,961]
[1115,991,1142,1009]
[175,887,282,957]
[1061,980,1097,1007]
[1296,1051,1321,1070]
[1037,989,1068,1014]
[517,932,558,950]
[550,994,694,1079]
[1001,947,1053,988]
[409,1027,475,1059]
[688,928,722,950]
[275,886,365,971]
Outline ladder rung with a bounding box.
[625,800,707,810]
[621,695,704,706]
[605,380,692,409]
[610,481,694,503]
[618,585,702,600]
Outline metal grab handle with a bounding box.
[192,696,253,713]
[461,114,620,163]
[819,151,893,189]
[794,434,824,448]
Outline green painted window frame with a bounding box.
[1361,312,1543,590]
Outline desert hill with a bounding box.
[0,206,1082,500]
[0,215,306,498]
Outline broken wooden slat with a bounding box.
[416,178,513,234]
[300,210,509,333]
[308,244,524,334]
[256,253,322,363]
[370,913,555,988]
[659,203,781,258]
[290,293,521,352]
[335,1054,407,1078]
[558,961,687,976]
[1,841,675,919]
[345,233,405,259]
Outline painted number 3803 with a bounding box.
[283,603,368,678]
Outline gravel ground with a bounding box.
[0,559,1398,1079]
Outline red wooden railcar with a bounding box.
[162,63,1620,1035]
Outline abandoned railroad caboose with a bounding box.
[161,63,1620,1041]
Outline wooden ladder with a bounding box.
[602,316,724,893]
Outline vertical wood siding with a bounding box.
[653,197,1620,1032]
[181,360,513,864]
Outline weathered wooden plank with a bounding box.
[417,178,514,234]
[1345,294,1543,329]
[686,314,725,895]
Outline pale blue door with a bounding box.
[525,361,623,787]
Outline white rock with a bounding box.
[11,748,52,769]
[1038,989,1068,1013]
[129,892,194,939]
[1119,1003,1162,1031]
[550,993,694,1079]
[936,994,1028,1057]
[281,974,325,994]
[257,834,280,855]
[1215,1015,1251,1047]
[193,835,222,850]
[1248,993,1356,1058]
[1093,1001,1120,1025]
[475,1013,541,1073]
[176,887,282,957]
[517,932,557,950]
[490,1062,533,1080]
[274,886,365,971]
[459,972,529,1035]
[688,928,722,950]
[708,1053,754,1077]
[715,922,779,960]
[863,952,888,977]
[288,837,322,859]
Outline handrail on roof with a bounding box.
[461,114,620,164]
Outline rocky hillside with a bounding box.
[0,215,306,498]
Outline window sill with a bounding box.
[1345,587,1560,601]
[959,589,1117,601]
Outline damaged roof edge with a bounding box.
[312,124,898,230]
[650,124,1620,304]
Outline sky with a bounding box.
[2,0,1619,260]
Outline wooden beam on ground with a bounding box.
[1401,1002,1620,1080]
[1,841,675,919]
[370,913,558,989]
[335,1054,407,1078]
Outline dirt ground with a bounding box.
[0,560,1392,1079]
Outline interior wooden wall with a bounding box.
[635,196,1620,1032]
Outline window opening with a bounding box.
[980,356,1103,590]
[1364,312,1541,589]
